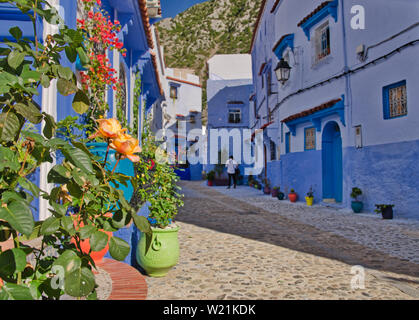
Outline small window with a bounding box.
[228,109,241,124]
[270,140,276,161]
[285,132,291,154]
[383,80,407,119]
[314,22,330,63]
[170,85,178,99]
[305,127,316,151]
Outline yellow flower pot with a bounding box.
[305,196,314,206]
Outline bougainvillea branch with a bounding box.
[77,0,127,134]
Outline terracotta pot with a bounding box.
[207,180,213,187]
[71,213,113,263]
[288,193,298,203]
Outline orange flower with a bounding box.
[110,133,142,163]
[89,118,123,140]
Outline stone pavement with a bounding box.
[145,181,419,300]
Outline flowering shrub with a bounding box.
[77,0,127,132]
[131,119,184,229]
[0,0,150,300]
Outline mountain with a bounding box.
[156,0,263,124]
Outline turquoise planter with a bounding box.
[351,201,363,213]
[87,142,135,204]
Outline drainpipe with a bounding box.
[340,0,352,207]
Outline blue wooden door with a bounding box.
[322,122,343,202]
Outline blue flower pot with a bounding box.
[87,142,135,204]
[351,201,363,213]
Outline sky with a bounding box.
[160,0,209,19]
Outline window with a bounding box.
[285,132,290,154]
[305,127,316,151]
[270,140,276,161]
[314,22,330,63]
[170,85,178,99]
[189,115,196,124]
[228,109,241,124]
[383,80,407,119]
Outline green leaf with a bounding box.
[17,177,40,197]
[0,283,33,300]
[40,74,50,88]
[61,216,75,235]
[48,201,67,217]
[53,250,81,275]
[89,231,109,252]
[42,112,56,139]
[79,225,95,240]
[76,47,88,64]
[67,180,82,198]
[0,201,34,236]
[40,216,60,235]
[60,147,93,174]
[57,66,73,81]
[18,221,42,241]
[57,78,77,96]
[64,267,95,298]
[7,50,25,69]
[9,27,22,40]
[14,102,42,124]
[0,146,20,171]
[0,248,27,276]
[47,164,70,184]
[108,236,130,261]
[65,46,77,63]
[72,90,90,115]
[132,214,152,235]
[0,111,21,142]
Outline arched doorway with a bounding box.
[322,121,343,203]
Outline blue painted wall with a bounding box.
[250,0,419,219]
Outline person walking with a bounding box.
[225,155,238,189]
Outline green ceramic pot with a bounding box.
[136,226,180,277]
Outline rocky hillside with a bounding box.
[156,0,262,123]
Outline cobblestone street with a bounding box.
[145,181,419,300]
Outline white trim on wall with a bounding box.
[39,0,60,221]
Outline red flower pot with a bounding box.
[288,193,298,203]
[207,180,213,187]
[71,213,113,263]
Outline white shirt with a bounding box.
[225,159,238,174]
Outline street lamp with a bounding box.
[274,58,291,84]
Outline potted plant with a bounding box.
[350,187,363,213]
[305,187,314,206]
[374,204,395,220]
[272,187,279,198]
[277,188,285,200]
[136,151,184,277]
[206,170,215,186]
[288,188,298,203]
[263,179,271,195]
